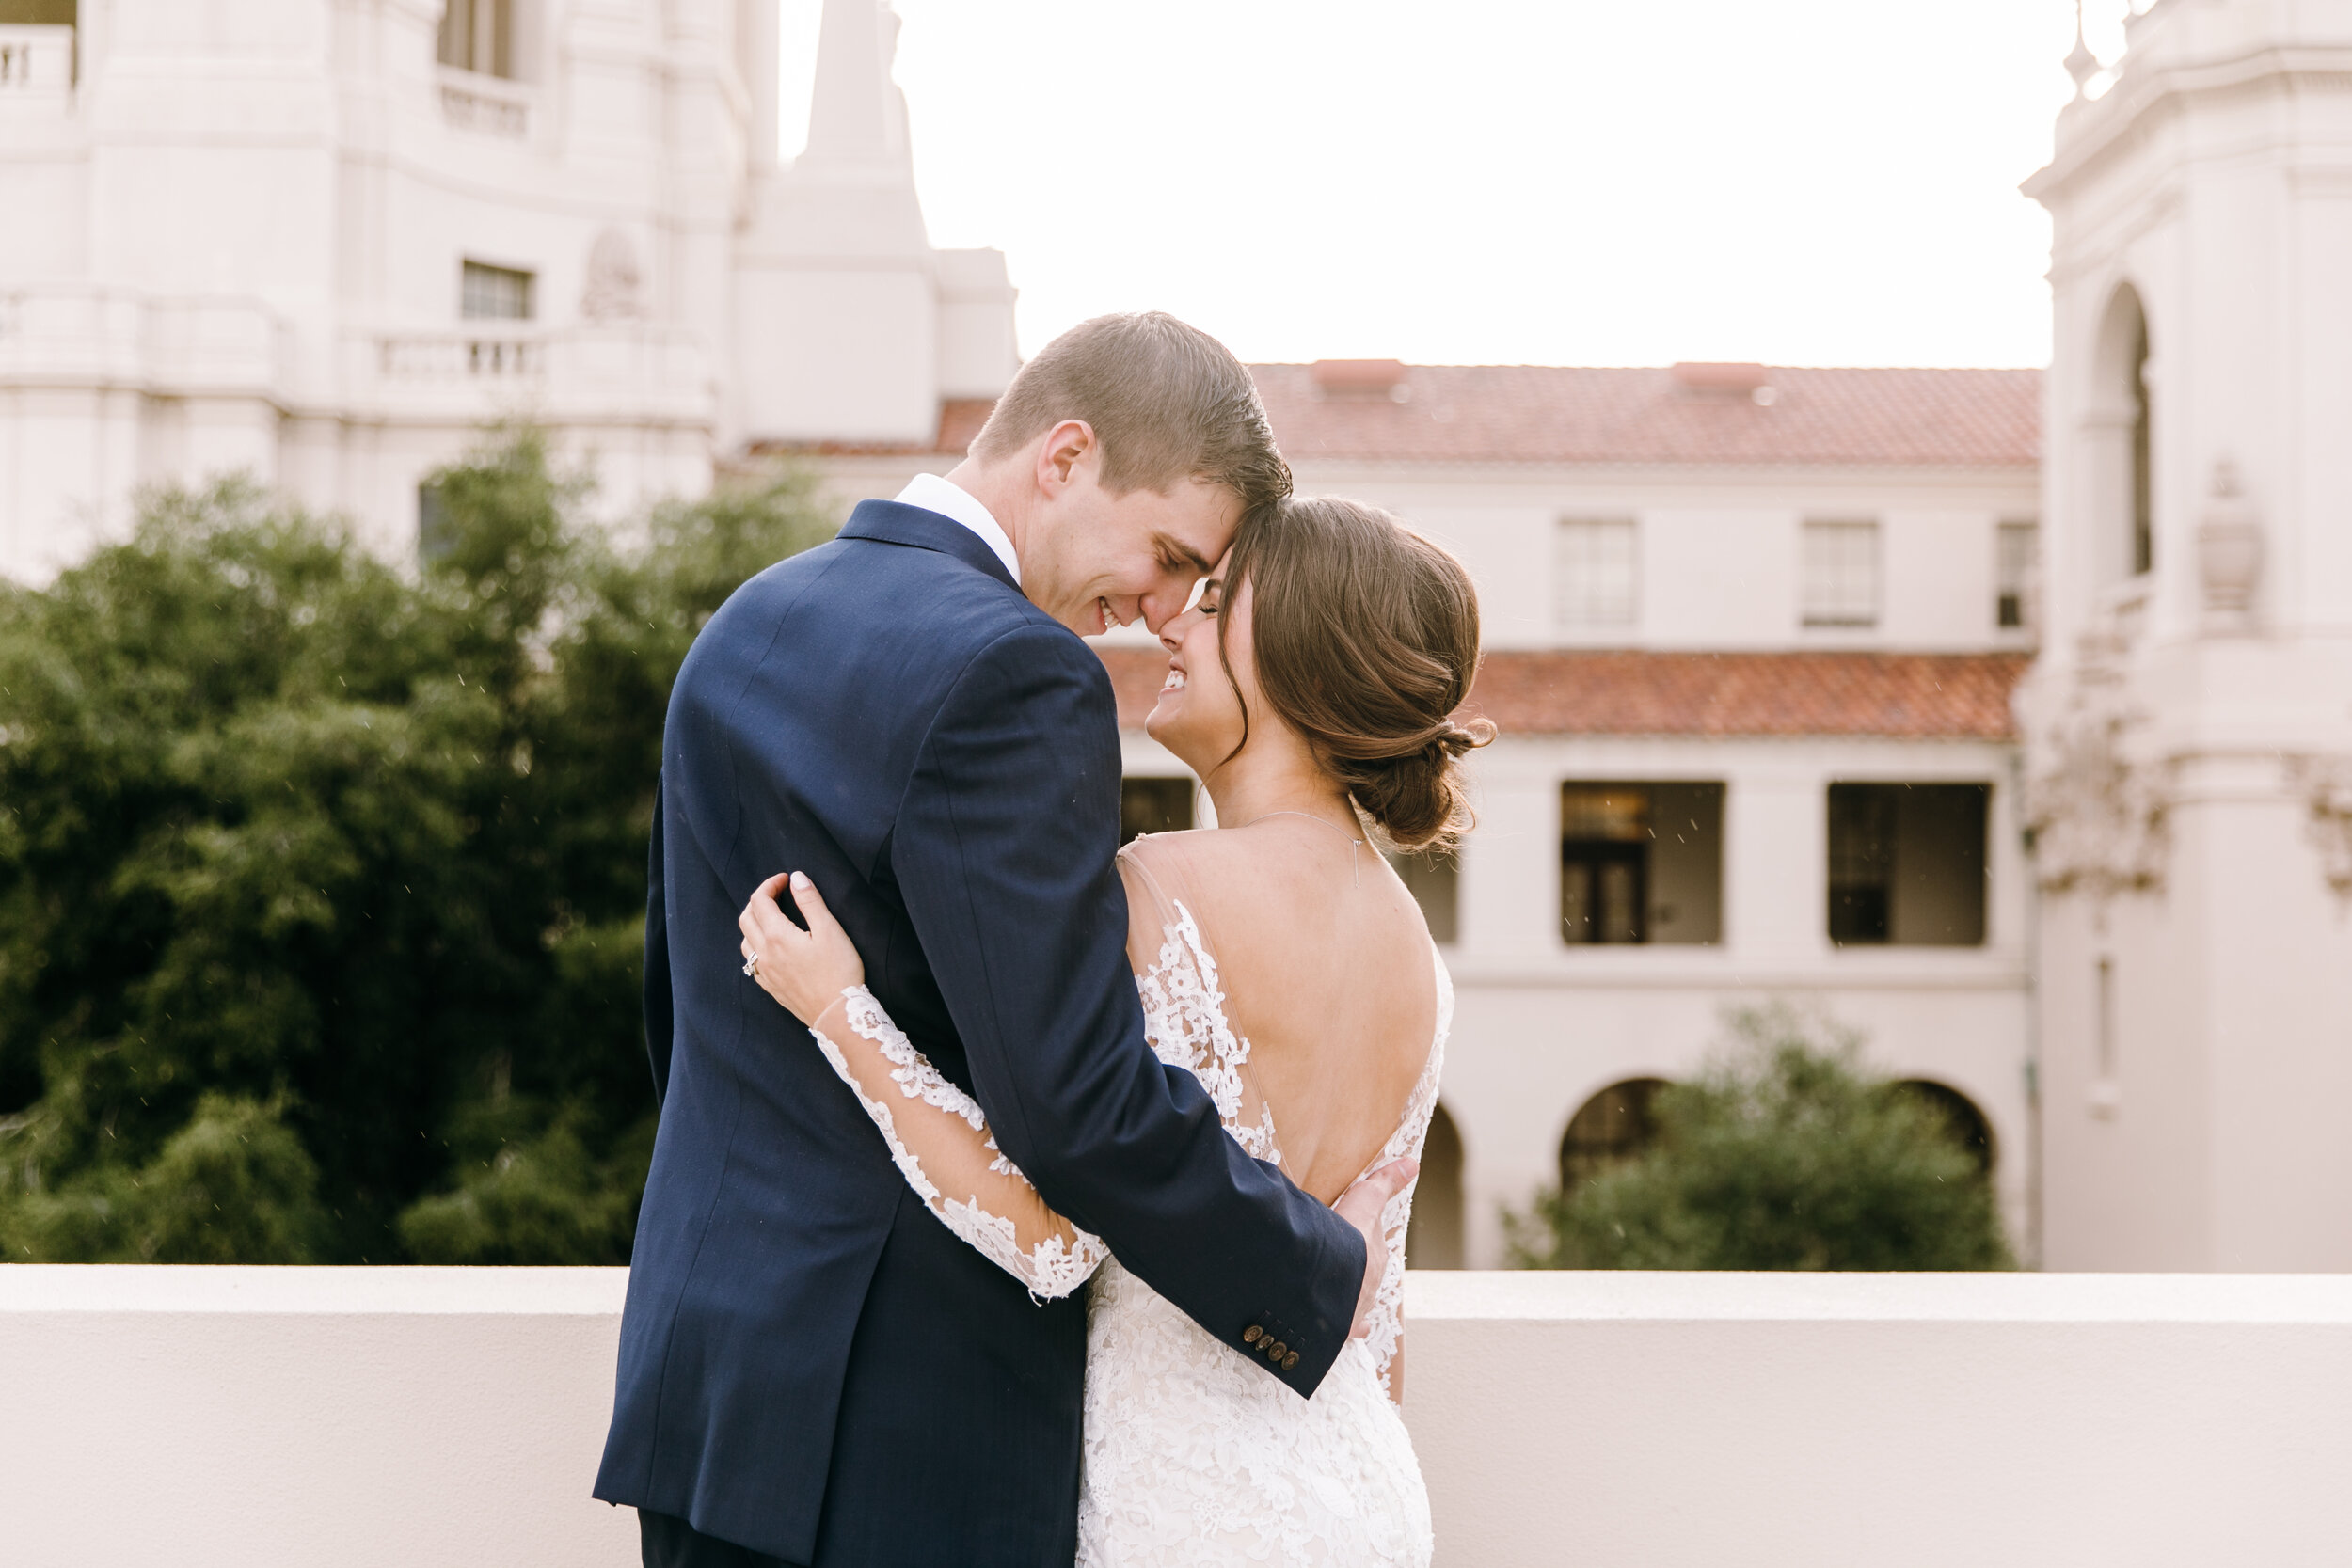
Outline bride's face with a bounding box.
[1144,555,1260,772]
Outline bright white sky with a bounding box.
[777,2,2135,370]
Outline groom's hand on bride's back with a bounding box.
[1334,1159,1419,1338]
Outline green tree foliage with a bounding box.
[0,433,833,1263]
[1506,1006,2012,1271]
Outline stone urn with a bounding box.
[2198,458,2264,634]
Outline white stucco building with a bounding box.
[2016,0,2352,1272]
[7,0,2348,1275]
[0,0,1015,578]
[810,362,2046,1269]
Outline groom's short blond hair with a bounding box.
[971,312,1292,508]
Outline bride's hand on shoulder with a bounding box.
[739,870,866,1026]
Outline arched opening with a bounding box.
[1404,1101,1465,1269]
[2090,283,2154,586]
[1558,1077,1669,1195]
[1895,1079,1994,1176]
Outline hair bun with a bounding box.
[1219,496,1492,852]
[1423,718,1494,765]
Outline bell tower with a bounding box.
[2020,0,2352,1269]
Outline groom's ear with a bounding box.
[1034,420,1100,499]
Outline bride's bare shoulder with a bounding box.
[1116,831,1257,961]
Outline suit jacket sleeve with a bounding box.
[889,625,1364,1396]
[644,773,675,1106]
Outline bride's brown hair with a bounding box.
[1215,496,1494,850]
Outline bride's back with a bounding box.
[1122,820,1438,1205]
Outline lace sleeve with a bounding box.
[809,986,1108,1301]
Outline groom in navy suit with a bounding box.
[596,313,1412,1567]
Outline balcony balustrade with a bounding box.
[0,25,72,115]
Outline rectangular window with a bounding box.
[1560,783,1723,946]
[460,260,533,321]
[437,0,515,78]
[1120,777,1194,846]
[1827,783,1989,946]
[1997,520,2038,630]
[1802,519,1880,627]
[1555,517,1637,627]
[1388,849,1459,945]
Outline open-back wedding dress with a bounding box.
[801,830,1449,1567]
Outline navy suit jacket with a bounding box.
[594,501,1365,1565]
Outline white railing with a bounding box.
[437,68,531,140]
[0,24,73,109]
[346,323,714,425]
[375,327,546,382]
[2,1266,2346,1567]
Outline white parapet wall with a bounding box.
[3,1266,2349,1567]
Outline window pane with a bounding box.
[1561,783,1723,946]
[437,0,515,76]
[1803,519,1880,627]
[461,261,533,321]
[1997,520,2037,630]
[1555,518,1637,627]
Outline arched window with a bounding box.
[1558,1077,1667,1194]
[1403,1101,1465,1270]
[1895,1079,1994,1175]
[2091,283,2154,585]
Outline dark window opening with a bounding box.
[1559,1078,1668,1195]
[1389,847,1459,944]
[1561,783,1722,946]
[437,0,515,78]
[1120,777,1193,846]
[1828,783,1989,947]
[0,2,78,24]
[1896,1080,1994,1176]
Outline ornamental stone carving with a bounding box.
[2197,457,2264,635]
[580,228,644,323]
[2284,755,2352,900]
[2023,673,2171,907]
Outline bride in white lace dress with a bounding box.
[738,496,1490,1567]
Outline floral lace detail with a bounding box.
[1081,939,1450,1568]
[1136,899,1280,1165]
[803,924,1446,1567]
[809,986,1108,1301]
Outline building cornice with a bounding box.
[2026,43,2352,205]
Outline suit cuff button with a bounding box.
[1243,1325,1263,1344]
[1283,1352,1300,1370]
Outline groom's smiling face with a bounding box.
[1023,422,1241,638]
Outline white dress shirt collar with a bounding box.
[894,472,1021,586]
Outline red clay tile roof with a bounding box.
[1095,647,2029,740]
[1250,364,2042,468]
[794,366,2042,467]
